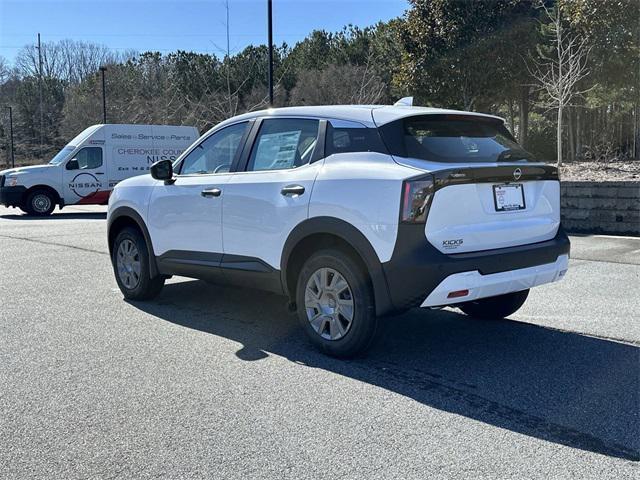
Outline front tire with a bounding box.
[112,227,164,300]
[458,289,529,319]
[296,249,377,358]
[25,189,55,216]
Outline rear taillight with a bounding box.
[400,176,434,223]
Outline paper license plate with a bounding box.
[493,184,525,211]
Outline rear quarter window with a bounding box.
[325,124,387,156]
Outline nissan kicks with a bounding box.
[107,105,570,357]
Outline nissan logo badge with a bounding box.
[513,168,522,181]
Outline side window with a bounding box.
[71,147,103,170]
[247,118,319,172]
[326,123,387,155]
[180,122,247,175]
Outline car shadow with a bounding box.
[128,279,639,461]
[0,211,107,220]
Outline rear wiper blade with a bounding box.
[497,149,533,162]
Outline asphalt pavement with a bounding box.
[1,205,638,479]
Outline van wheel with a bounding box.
[25,189,55,216]
[112,227,164,300]
[458,289,529,319]
[296,249,377,358]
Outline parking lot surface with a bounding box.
[1,205,638,479]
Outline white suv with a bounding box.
[107,106,570,357]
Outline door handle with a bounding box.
[281,185,305,197]
[95,172,105,175]
[201,188,222,198]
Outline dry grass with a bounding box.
[560,161,640,182]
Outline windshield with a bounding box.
[379,115,534,163]
[48,146,75,165]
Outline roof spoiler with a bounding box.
[393,96,414,107]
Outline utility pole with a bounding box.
[267,0,274,107]
[6,106,15,168]
[37,33,44,160]
[99,67,107,123]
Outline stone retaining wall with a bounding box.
[561,181,639,235]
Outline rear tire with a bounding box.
[458,289,529,319]
[112,227,164,300]
[296,249,377,358]
[25,189,55,216]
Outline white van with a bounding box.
[0,124,198,216]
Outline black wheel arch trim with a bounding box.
[107,206,159,278]
[281,216,394,316]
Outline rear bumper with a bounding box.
[382,225,571,312]
[421,254,568,307]
[0,186,26,207]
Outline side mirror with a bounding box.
[150,159,174,183]
[66,159,79,170]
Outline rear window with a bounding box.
[379,115,534,163]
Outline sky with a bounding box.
[0,0,409,64]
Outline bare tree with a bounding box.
[291,63,385,106]
[529,1,592,166]
[15,40,121,84]
[199,1,243,121]
[182,1,279,126]
[0,56,10,84]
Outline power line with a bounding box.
[0,44,250,54]
[4,32,317,38]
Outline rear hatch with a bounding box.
[377,112,561,254]
[424,165,560,253]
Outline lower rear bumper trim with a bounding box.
[381,225,571,313]
[421,254,569,307]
